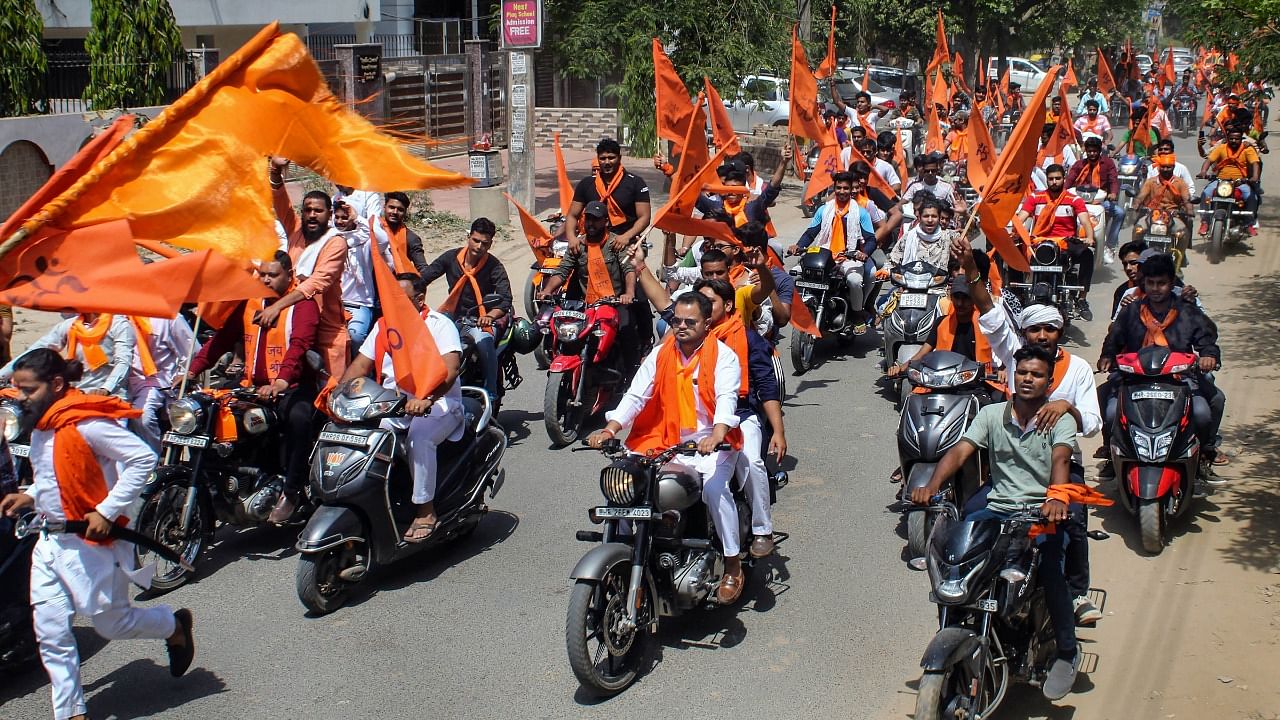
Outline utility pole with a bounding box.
[500,0,543,212]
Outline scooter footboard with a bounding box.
[296,506,366,554]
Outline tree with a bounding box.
[0,0,47,117]
[83,0,184,110]
[1168,0,1280,85]
[543,0,794,156]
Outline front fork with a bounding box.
[177,448,209,533]
[621,520,651,632]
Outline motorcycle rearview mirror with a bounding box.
[304,350,326,375]
[1087,530,1110,541]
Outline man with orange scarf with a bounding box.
[1018,163,1097,319]
[791,172,878,333]
[421,218,512,403]
[886,275,1003,400]
[586,292,747,603]
[0,314,136,401]
[1,350,195,720]
[564,138,651,251]
[126,312,194,452]
[694,146,792,234]
[1099,253,1225,465]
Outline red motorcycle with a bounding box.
[541,297,627,446]
[1108,346,1210,554]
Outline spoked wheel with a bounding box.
[915,646,1006,719]
[296,546,357,615]
[134,484,206,592]
[1138,498,1165,554]
[544,370,584,446]
[566,566,652,696]
[1206,222,1226,264]
[790,330,816,375]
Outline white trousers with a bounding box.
[382,407,464,504]
[734,413,772,535]
[31,535,175,720]
[839,259,866,311]
[671,449,741,557]
[130,385,166,452]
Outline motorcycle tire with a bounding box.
[523,274,538,322]
[566,569,651,696]
[907,511,930,560]
[544,371,583,447]
[1138,498,1165,555]
[1207,222,1226,265]
[790,330,815,375]
[915,670,955,720]
[296,548,355,615]
[134,484,206,592]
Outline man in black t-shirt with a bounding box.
[564,137,651,252]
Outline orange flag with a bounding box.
[893,127,909,185]
[132,239,275,305]
[973,65,1060,273]
[931,67,950,112]
[842,142,894,198]
[964,107,997,190]
[553,132,573,217]
[925,106,945,153]
[862,65,871,96]
[651,96,739,246]
[653,38,695,150]
[1095,48,1116,96]
[803,138,843,203]
[816,6,838,79]
[369,243,446,399]
[788,27,828,142]
[1127,109,1152,154]
[927,11,950,76]
[792,137,808,177]
[1062,59,1079,93]
[953,53,970,94]
[1161,47,1176,88]
[976,55,987,90]
[704,77,741,155]
[1227,52,1239,72]
[505,191,553,262]
[1038,85,1076,164]
[4,23,468,266]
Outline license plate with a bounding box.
[795,280,827,290]
[318,430,371,447]
[1132,389,1176,401]
[8,443,29,458]
[1145,235,1168,243]
[897,293,928,309]
[162,433,210,448]
[552,310,587,321]
[976,598,1000,613]
[591,506,652,519]
[1030,265,1064,273]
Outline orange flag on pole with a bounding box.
[925,105,945,153]
[369,244,446,399]
[893,127,909,185]
[1095,48,1116,96]
[964,106,997,190]
[1038,85,1076,164]
[653,38,695,150]
[842,142,895,197]
[953,53,970,94]
[704,77,741,155]
[1063,59,1079,93]
[505,191,553,262]
[927,10,950,75]
[554,132,573,217]
[972,65,1061,273]
[788,27,828,142]
[804,135,844,203]
[651,96,739,246]
[976,55,987,90]
[816,6,838,79]
[931,67,950,112]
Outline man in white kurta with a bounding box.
[127,315,195,451]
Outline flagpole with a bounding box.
[0,228,29,264]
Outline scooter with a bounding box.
[541,296,629,447]
[880,260,949,407]
[294,380,506,614]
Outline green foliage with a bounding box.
[544,0,794,156]
[0,0,47,117]
[83,0,184,110]
[1168,0,1280,85]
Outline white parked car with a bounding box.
[723,72,891,133]
[986,56,1049,93]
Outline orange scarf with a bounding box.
[592,164,628,227]
[127,317,158,378]
[626,336,743,454]
[37,389,142,546]
[934,306,993,366]
[1029,483,1114,537]
[1031,190,1069,238]
[728,263,748,286]
[1080,116,1101,134]
[1216,143,1250,177]
[376,216,416,274]
[1048,349,1072,394]
[708,314,750,397]
[830,201,851,255]
[242,291,295,385]
[66,314,112,371]
[439,248,489,319]
[1140,304,1177,347]
[724,196,750,227]
[584,239,617,303]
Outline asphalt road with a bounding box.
[0,130,1254,719]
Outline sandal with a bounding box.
[403,517,437,544]
[716,566,745,604]
[853,322,869,336]
[890,468,903,484]
[1211,450,1231,466]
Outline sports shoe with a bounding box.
[1198,221,1209,235]
[1077,299,1093,322]
[1073,596,1102,625]
[1102,247,1115,265]
[1043,655,1080,700]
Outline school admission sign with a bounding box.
[501,0,543,49]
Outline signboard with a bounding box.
[502,0,543,49]
[356,49,381,83]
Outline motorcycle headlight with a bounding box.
[329,391,400,422]
[1133,429,1174,462]
[165,397,204,435]
[1216,182,1234,198]
[927,551,988,604]
[1120,162,1139,174]
[0,402,23,442]
[917,367,980,388]
[555,319,585,342]
[1150,223,1168,236]
[600,461,641,505]
[904,272,932,290]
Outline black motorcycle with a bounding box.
[1198,175,1255,264]
[789,247,878,374]
[881,260,949,407]
[1004,240,1083,327]
[455,312,532,412]
[0,394,32,484]
[1174,96,1196,136]
[134,385,310,591]
[295,379,506,614]
[566,439,753,696]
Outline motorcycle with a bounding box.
[542,297,628,447]
[134,385,314,591]
[1174,95,1196,136]
[455,306,537,412]
[1198,175,1255,264]
[880,260,949,407]
[295,380,506,614]
[0,390,32,484]
[1132,207,1190,274]
[1106,346,1210,554]
[566,439,753,696]
[1115,153,1146,218]
[522,212,569,322]
[788,247,879,374]
[1004,238,1084,327]
[895,351,991,558]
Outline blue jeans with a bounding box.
[1101,199,1126,249]
[965,504,1077,661]
[346,304,375,347]
[464,325,500,401]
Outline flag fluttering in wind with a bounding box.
[815,6,838,79]
[654,38,695,151]
[1095,48,1117,96]
[789,27,828,143]
[704,77,741,155]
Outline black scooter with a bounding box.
[294,378,507,614]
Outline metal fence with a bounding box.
[307,33,422,60]
[380,50,507,158]
[41,51,197,114]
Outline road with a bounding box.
[3,131,1278,720]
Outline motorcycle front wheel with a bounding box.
[566,566,652,696]
[1207,221,1226,264]
[134,484,206,592]
[1138,498,1165,554]
[296,548,355,615]
[544,370,584,446]
[906,511,930,560]
[790,329,816,375]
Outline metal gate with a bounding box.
[378,49,508,158]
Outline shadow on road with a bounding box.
[82,659,227,719]
[134,523,301,601]
[497,407,541,447]
[1214,409,1280,571]
[1215,273,1280,370]
[1088,473,1221,555]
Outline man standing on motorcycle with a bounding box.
[1134,153,1194,241]
[343,273,464,543]
[1019,163,1098,318]
[912,344,1082,700]
[1073,100,1113,146]
[539,201,640,371]
[420,218,513,404]
[790,171,878,334]
[586,292,746,603]
[1076,77,1110,116]
[1197,126,1262,236]
[0,350,196,720]
[186,251,321,524]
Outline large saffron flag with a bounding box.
[369,243,446,399]
[815,6,838,79]
[704,77,741,155]
[554,132,573,217]
[804,140,843,203]
[788,27,828,142]
[964,107,997,190]
[505,191,553,262]
[1038,85,1077,164]
[651,96,738,245]
[653,38,695,150]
